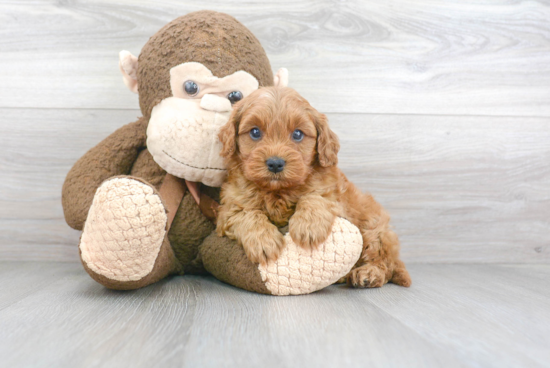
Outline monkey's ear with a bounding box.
[314,111,340,167]
[274,68,289,87]
[119,50,139,94]
[218,103,242,159]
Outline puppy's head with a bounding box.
[218,87,339,190]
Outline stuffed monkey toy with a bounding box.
[62,10,363,295]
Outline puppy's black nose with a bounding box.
[266,157,286,173]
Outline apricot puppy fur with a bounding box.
[216,87,411,288]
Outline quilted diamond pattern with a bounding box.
[80,178,167,281]
[258,218,363,295]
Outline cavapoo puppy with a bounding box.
[216,87,411,288]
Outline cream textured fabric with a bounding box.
[169,62,259,100]
[146,97,230,187]
[258,218,363,296]
[118,50,139,94]
[80,178,167,281]
[200,93,232,112]
[273,68,289,87]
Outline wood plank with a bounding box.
[332,113,550,263]
[0,262,461,367]
[1,108,549,263]
[0,0,549,116]
[0,262,549,367]
[0,264,200,368]
[0,262,81,311]
[177,277,463,368]
[364,264,550,367]
[0,108,140,262]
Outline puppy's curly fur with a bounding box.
[217,87,411,288]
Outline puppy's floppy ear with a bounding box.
[218,102,243,158]
[313,110,340,167]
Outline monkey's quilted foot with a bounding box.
[201,217,363,296]
[259,218,363,295]
[79,177,178,290]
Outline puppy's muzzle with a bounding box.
[266,157,286,173]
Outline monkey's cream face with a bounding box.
[146,62,259,187]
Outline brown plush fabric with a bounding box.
[168,191,216,274]
[130,148,167,188]
[200,232,272,295]
[80,235,180,290]
[62,118,150,230]
[138,10,274,119]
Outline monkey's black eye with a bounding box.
[228,91,243,104]
[292,129,304,142]
[184,80,199,96]
[249,127,262,141]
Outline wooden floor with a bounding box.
[1,262,549,368]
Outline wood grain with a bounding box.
[0,0,549,115]
[332,113,550,263]
[0,262,548,367]
[1,108,548,263]
[0,108,140,261]
[0,262,81,311]
[363,264,550,367]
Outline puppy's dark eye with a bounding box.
[184,80,199,96]
[228,91,243,104]
[292,129,304,142]
[249,127,262,141]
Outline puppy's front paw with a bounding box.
[242,226,285,265]
[289,209,334,250]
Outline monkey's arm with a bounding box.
[62,117,148,230]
